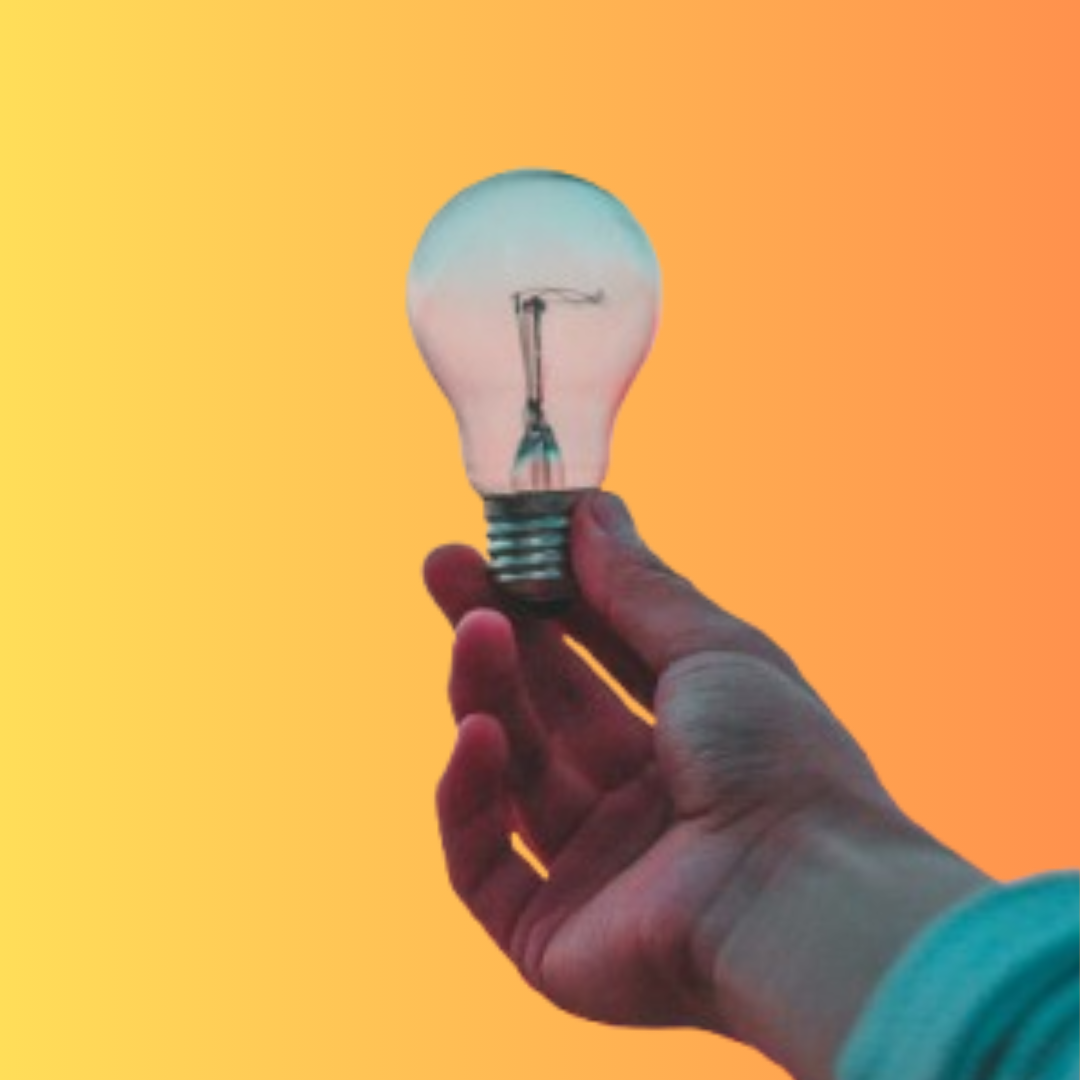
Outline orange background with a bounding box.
[1,3,1077,1078]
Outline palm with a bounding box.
[532,797,745,1027]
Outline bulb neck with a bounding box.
[483,489,592,617]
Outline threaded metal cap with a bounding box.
[483,490,589,616]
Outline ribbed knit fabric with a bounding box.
[839,871,1079,1080]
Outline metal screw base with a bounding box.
[483,490,591,616]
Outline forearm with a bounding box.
[696,805,993,1080]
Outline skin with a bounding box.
[425,491,992,1080]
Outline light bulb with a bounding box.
[407,169,660,612]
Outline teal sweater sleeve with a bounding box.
[838,870,1079,1080]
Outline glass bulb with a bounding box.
[406,169,660,612]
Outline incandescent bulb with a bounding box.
[407,170,660,613]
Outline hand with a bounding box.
[425,492,988,1078]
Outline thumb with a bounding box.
[571,491,800,683]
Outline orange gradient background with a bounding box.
[1,4,1077,1078]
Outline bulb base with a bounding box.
[483,490,590,617]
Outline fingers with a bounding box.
[530,764,672,949]
[436,714,544,954]
[426,545,654,789]
[566,491,808,701]
[450,610,598,862]
[558,600,657,711]
[436,716,671,984]
[449,610,549,787]
[423,543,508,628]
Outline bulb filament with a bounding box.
[511,287,603,491]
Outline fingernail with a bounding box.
[589,491,637,539]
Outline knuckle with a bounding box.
[662,649,786,700]
[710,616,797,676]
[611,545,682,601]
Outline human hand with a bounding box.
[425,492,988,1078]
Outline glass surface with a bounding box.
[407,170,660,495]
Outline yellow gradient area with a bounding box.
[2,4,1077,1078]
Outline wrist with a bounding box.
[693,801,992,1080]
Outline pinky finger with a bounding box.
[436,714,545,955]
